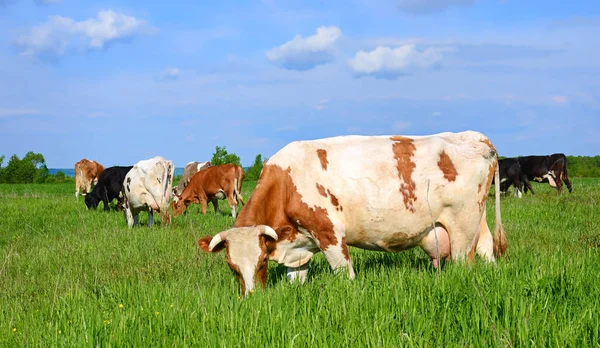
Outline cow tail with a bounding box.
[562,156,573,193]
[235,167,245,206]
[160,161,174,225]
[493,157,507,258]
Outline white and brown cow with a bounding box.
[74,158,104,200]
[198,131,507,295]
[122,156,175,228]
[172,161,212,201]
[172,164,245,219]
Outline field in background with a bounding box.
[1,179,599,346]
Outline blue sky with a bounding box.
[1,0,599,167]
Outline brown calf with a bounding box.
[172,164,245,219]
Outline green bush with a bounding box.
[245,154,265,181]
[210,146,242,167]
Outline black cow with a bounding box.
[496,158,533,198]
[85,166,133,211]
[518,154,572,194]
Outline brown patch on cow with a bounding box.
[478,183,482,193]
[327,189,339,206]
[437,151,458,182]
[390,136,417,213]
[341,237,350,260]
[256,234,278,289]
[480,138,496,152]
[235,164,336,251]
[126,177,131,192]
[316,183,327,197]
[383,231,412,252]
[467,243,476,265]
[478,164,495,211]
[317,149,328,171]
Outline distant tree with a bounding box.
[0,155,4,182]
[245,154,264,181]
[2,155,20,184]
[0,152,47,184]
[210,146,242,167]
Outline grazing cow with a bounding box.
[496,158,533,198]
[172,161,212,201]
[197,131,507,295]
[84,166,133,211]
[122,156,175,228]
[172,164,245,219]
[74,159,104,200]
[517,153,572,194]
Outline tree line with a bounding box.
[0,147,266,184]
[1,150,598,185]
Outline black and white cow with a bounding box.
[85,166,133,211]
[496,158,532,198]
[518,153,572,194]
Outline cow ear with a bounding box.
[276,225,294,240]
[198,236,225,253]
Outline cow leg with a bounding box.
[226,192,237,219]
[564,177,573,193]
[511,175,522,198]
[321,232,355,280]
[287,263,310,284]
[133,213,139,227]
[522,175,534,195]
[124,205,135,228]
[211,198,220,215]
[147,208,154,227]
[102,188,110,212]
[474,211,495,262]
[444,214,481,262]
[553,172,563,193]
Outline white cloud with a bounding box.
[0,108,39,117]
[266,26,341,71]
[160,67,180,81]
[551,95,568,104]
[398,0,476,15]
[315,99,328,110]
[14,9,154,58]
[432,111,442,116]
[392,120,412,131]
[349,44,444,79]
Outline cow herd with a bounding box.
[75,157,246,227]
[497,153,573,198]
[74,130,569,295]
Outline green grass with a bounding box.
[1,179,599,347]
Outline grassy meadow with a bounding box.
[1,179,599,347]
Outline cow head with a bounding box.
[198,225,279,296]
[84,193,99,209]
[172,188,181,201]
[171,196,188,217]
